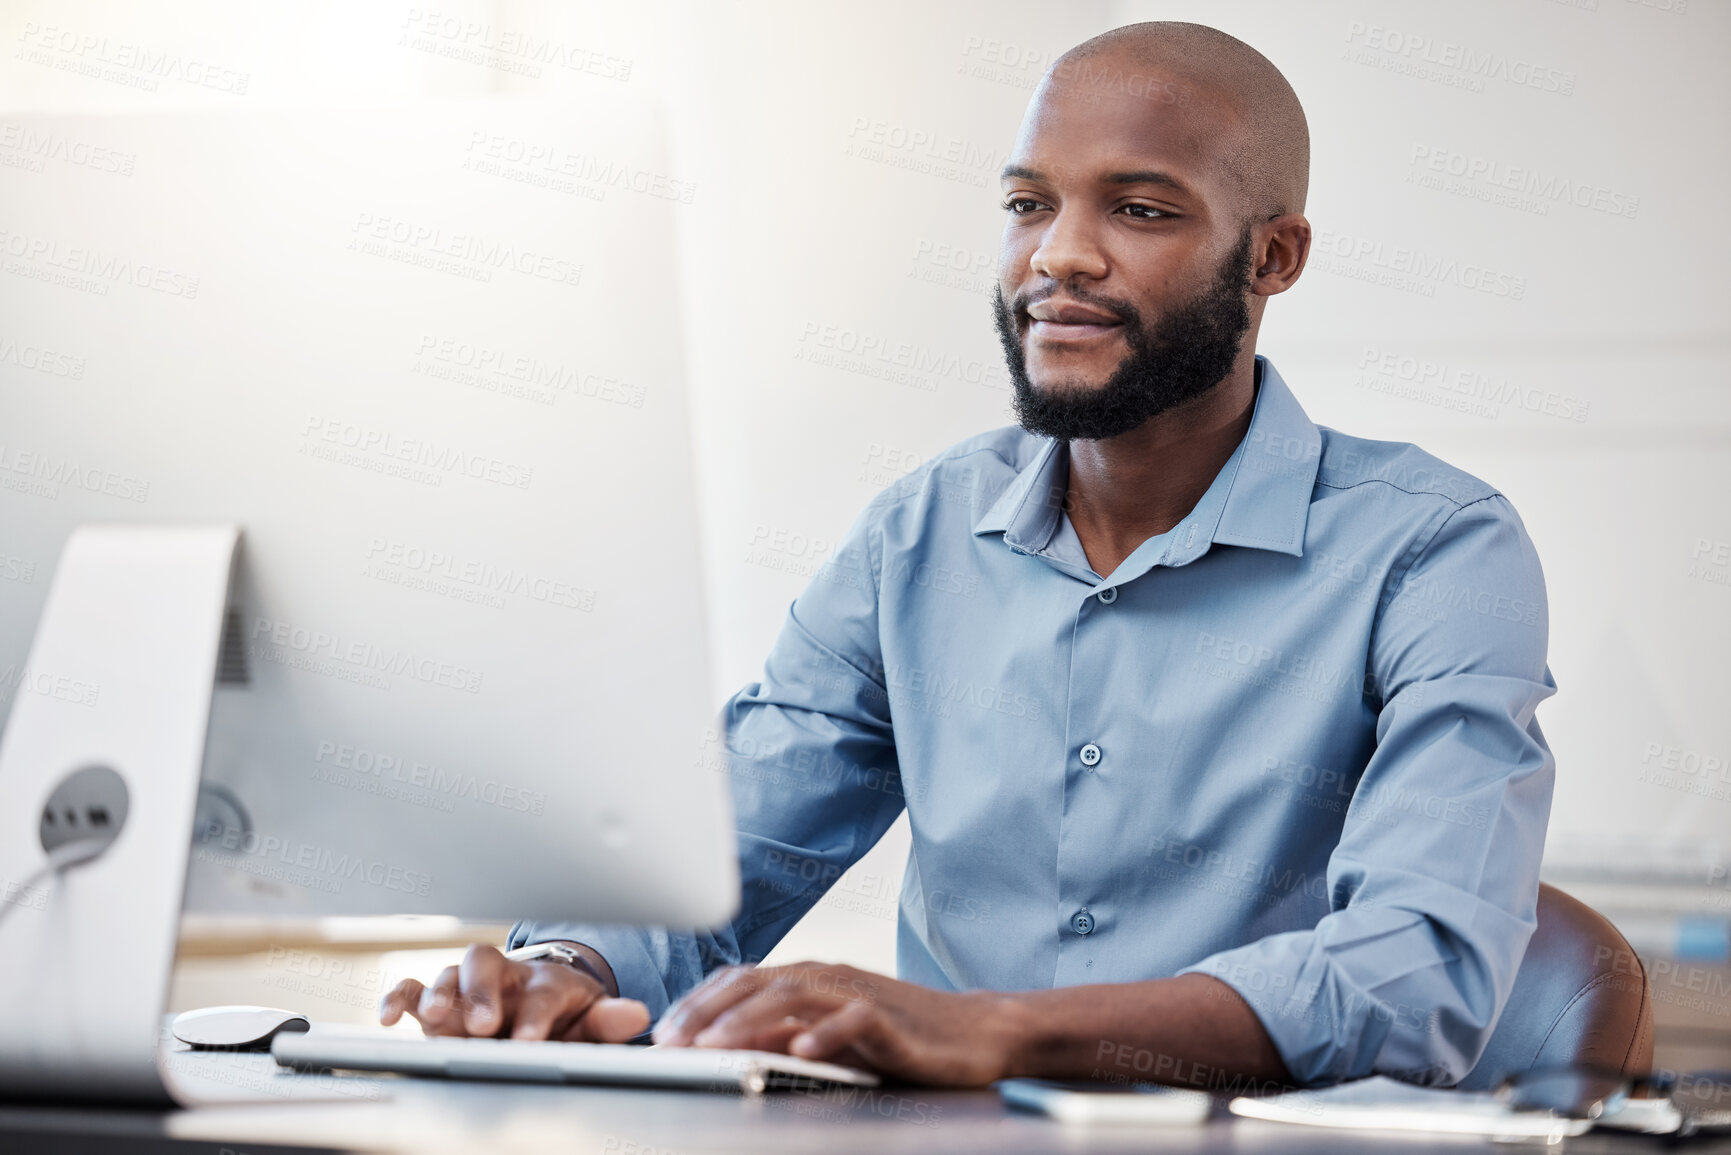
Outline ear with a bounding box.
[1250,214,1311,297]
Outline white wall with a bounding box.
[2,0,1725,975]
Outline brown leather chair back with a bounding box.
[1457,883,1654,1090]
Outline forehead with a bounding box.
[1007,62,1245,194]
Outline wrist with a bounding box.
[506,940,619,997]
[975,990,1045,1080]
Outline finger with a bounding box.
[790,1000,878,1061]
[378,978,424,1027]
[710,1013,812,1055]
[512,967,598,1042]
[458,944,510,1037]
[655,966,765,1045]
[691,979,835,1050]
[571,997,652,1043]
[416,965,467,1036]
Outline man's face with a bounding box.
[995,63,1258,439]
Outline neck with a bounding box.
[1064,348,1259,578]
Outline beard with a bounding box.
[993,228,1255,442]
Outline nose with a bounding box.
[1028,206,1108,283]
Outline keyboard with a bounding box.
[271,1025,879,1093]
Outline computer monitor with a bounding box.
[0,92,737,927]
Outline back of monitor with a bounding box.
[0,95,737,926]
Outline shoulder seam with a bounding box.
[865,442,1020,588]
[933,443,1015,470]
[1405,492,1504,562]
[1314,476,1498,510]
[873,444,1014,508]
[872,446,1017,522]
[1379,493,1507,617]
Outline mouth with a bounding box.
[1024,299,1125,344]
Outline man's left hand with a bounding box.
[652,961,1024,1086]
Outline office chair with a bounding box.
[1457,883,1655,1091]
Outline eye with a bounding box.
[1001,196,1047,215]
[1119,203,1170,220]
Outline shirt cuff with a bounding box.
[508,922,679,1026]
[1180,932,1345,1086]
[1178,912,1474,1087]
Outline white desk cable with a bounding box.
[0,839,112,932]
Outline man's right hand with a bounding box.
[379,943,650,1042]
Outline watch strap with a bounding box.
[505,941,609,989]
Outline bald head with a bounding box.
[1048,22,1309,221]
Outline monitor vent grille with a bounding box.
[216,607,249,685]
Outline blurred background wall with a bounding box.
[2,0,1727,1067]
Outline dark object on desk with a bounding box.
[0,1129,351,1155]
[169,1006,310,1052]
[1458,884,1653,1091]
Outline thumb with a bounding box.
[579,997,652,1042]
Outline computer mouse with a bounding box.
[171,1005,311,1051]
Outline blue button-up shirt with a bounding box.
[513,357,1557,1086]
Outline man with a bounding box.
[381,22,1554,1090]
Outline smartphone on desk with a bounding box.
[998,1078,1216,1125]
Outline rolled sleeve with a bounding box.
[511,499,906,1024]
[1182,495,1556,1085]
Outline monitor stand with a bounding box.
[0,525,238,1104]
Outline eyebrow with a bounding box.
[999,164,1189,193]
[1103,169,1187,192]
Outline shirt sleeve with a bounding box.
[1180,494,1557,1086]
[508,499,906,1025]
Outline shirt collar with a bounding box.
[970,436,1066,553]
[973,356,1320,565]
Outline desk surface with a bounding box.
[2,1049,1728,1155]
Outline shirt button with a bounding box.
[1070,909,1095,935]
[1079,743,1102,768]
[1096,587,1117,604]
